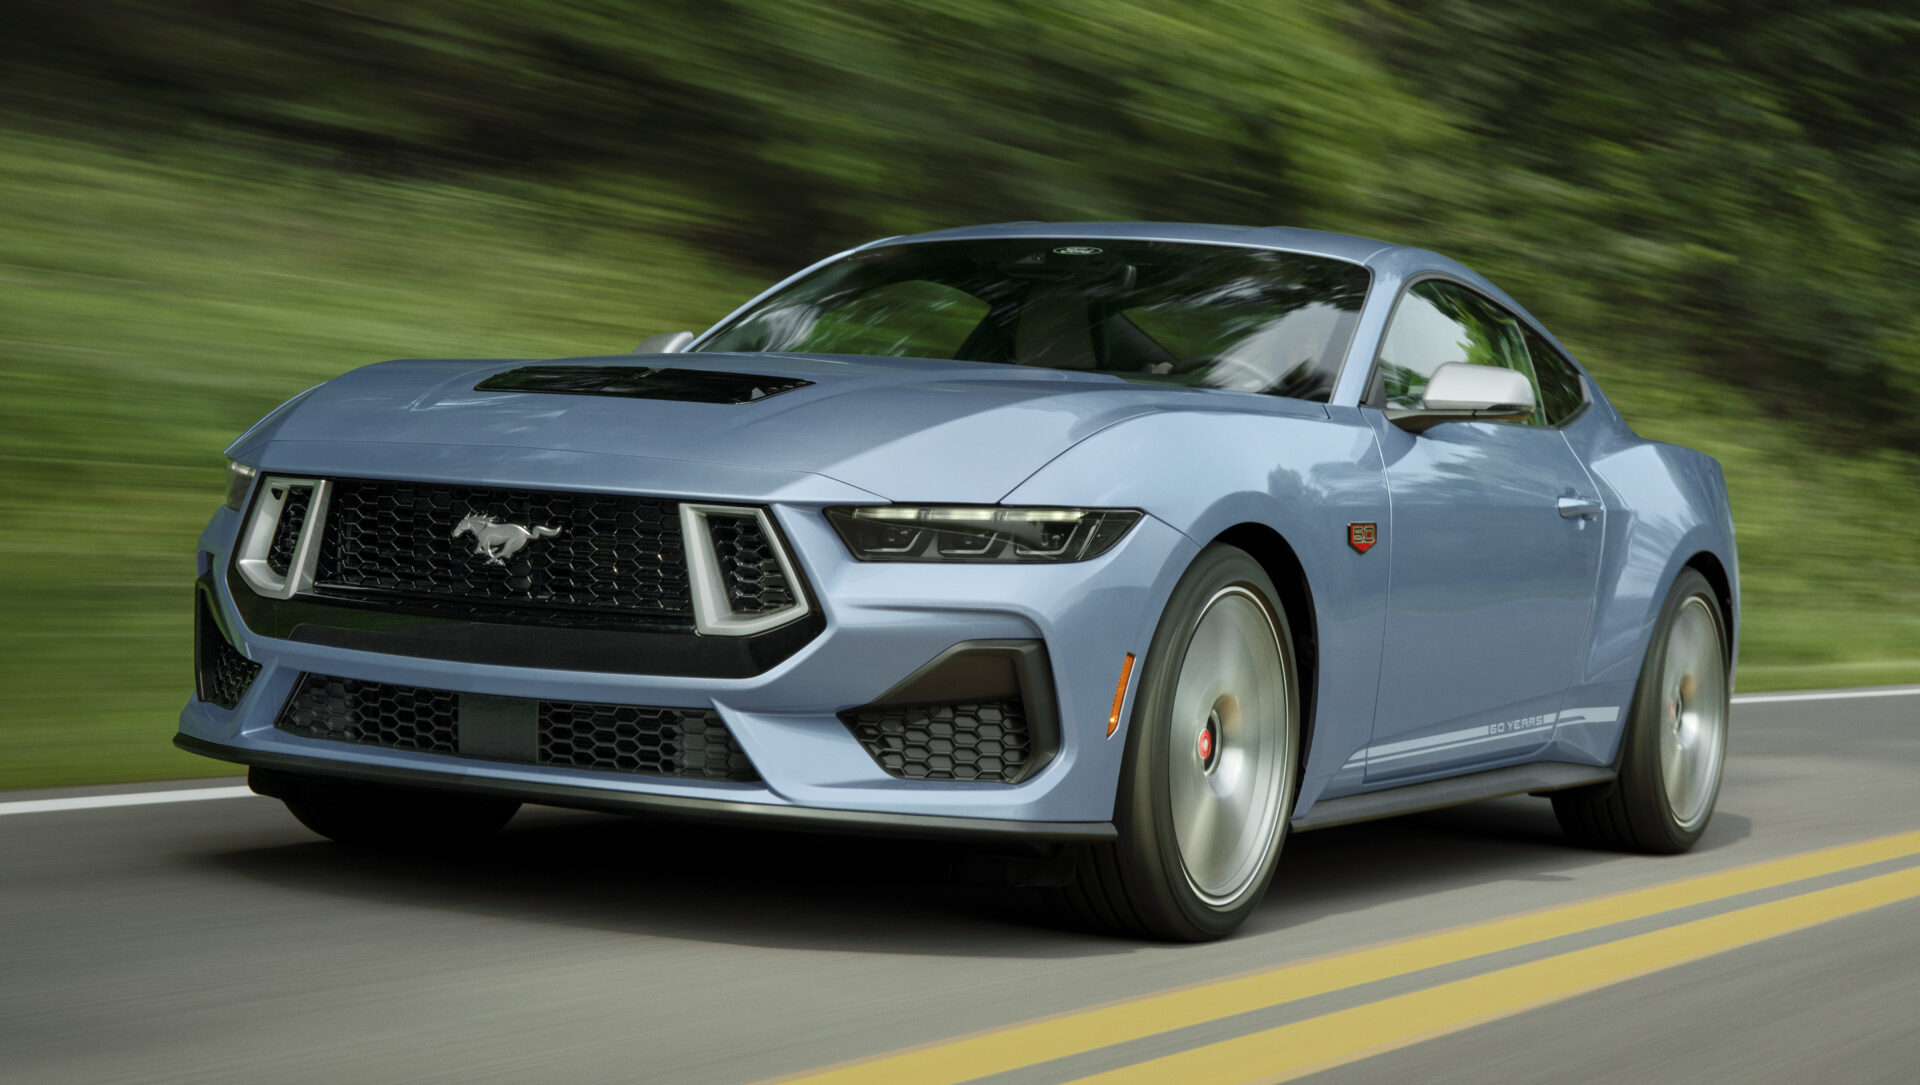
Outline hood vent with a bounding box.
[476,365,812,404]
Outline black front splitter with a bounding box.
[174,733,1117,844]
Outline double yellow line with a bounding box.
[765,829,1920,1085]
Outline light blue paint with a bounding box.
[187,221,1738,833]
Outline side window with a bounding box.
[1375,280,1543,424]
[1519,324,1588,426]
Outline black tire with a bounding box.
[1554,568,1729,853]
[1055,544,1301,941]
[268,773,520,851]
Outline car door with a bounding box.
[1361,279,1604,782]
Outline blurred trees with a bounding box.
[4,0,1915,444]
[1359,0,1920,444]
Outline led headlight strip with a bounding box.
[223,460,258,511]
[826,506,1141,563]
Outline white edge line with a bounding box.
[1733,687,1920,705]
[0,786,256,816]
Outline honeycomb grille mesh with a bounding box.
[312,480,690,621]
[196,598,260,710]
[841,700,1032,783]
[265,484,313,576]
[707,513,797,614]
[540,702,758,781]
[274,674,758,782]
[277,675,460,754]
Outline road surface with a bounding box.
[3,687,1916,1083]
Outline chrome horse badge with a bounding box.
[453,513,560,564]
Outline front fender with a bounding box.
[1002,406,1391,809]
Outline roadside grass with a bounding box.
[1586,363,1920,695]
[3,130,1915,789]
[0,130,756,788]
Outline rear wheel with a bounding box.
[1056,545,1300,941]
[1554,567,1728,852]
[258,770,520,851]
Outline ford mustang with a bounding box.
[179,222,1737,940]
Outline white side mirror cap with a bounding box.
[1387,362,1536,433]
[1420,362,1536,413]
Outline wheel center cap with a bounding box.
[1198,710,1222,774]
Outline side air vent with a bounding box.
[234,475,331,599]
[266,484,314,577]
[838,641,1061,784]
[195,591,260,710]
[706,510,798,614]
[843,700,1034,783]
[679,504,811,636]
[475,365,812,404]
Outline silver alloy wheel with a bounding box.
[1165,585,1294,908]
[1659,594,1728,832]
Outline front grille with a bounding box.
[841,700,1033,783]
[275,673,758,782]
[311,480,690,623]
[707,511,797,614]
[195,596,260,710]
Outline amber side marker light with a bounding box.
[1107,652,1137,737]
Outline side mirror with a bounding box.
[1386,362,1536,433]
[635,331,695,355]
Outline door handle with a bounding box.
[1557,497,1602,521]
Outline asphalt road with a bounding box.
[4,688,1917,1084]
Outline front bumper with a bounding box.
[179,479,1197,840]
[183,738,1114,841]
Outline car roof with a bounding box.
[865,221,1404,267]
[869,221,1534,321]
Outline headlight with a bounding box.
[223,460,258,511]
[826,506,1141,562]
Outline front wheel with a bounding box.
[1056,544,1300,941]
[1554,567,1729,853]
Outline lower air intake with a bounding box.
[841,700,1033,783]
[541,702,758,781]
[274,674,758,782]
[277,675,460,754]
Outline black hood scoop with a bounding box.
[476,365,813,404]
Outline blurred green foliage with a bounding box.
[1,1,1915,788]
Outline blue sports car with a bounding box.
[180,222,1737,940]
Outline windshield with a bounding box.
[695,239,1370,402]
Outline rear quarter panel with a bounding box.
[1549,389,1740,766]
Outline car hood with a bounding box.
[232,351,1328,503]
[231,352,1326,503]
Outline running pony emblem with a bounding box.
[453,513,561,564]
